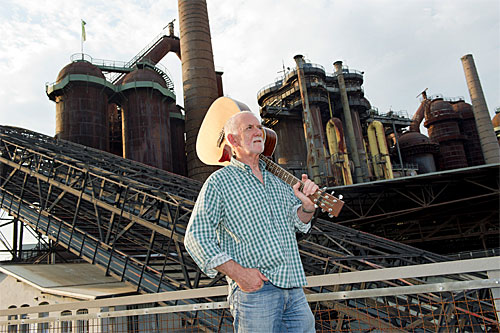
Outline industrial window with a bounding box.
[61,310,72,333]
[7,305,17,333]
[38,302,49,333]
[19,304,29,333]
[76,309,89,333]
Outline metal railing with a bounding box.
[69,53,129,70]
[258,64,364,100]
[49,54,175,92]
[1,257,498,332]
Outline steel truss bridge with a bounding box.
[0,125,498,331]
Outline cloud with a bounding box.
[0,0,498,137]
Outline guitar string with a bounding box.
[259,155,341,214]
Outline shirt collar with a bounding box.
[230,156,267,173]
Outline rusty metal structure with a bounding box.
[0,125,498,331]
[120,66,173,171]
[452,100,485,166]
[255,57,498,255]
[410,94,487,171]
[398,131,439,173]
[294,55,325,184]
[334,61,367,183]
[178,0,220,182]
[47,25,185,175]
[257,59,411,184]
[51,60,111,151]
[424,98,469,170]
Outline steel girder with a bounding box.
[327,164,500,252]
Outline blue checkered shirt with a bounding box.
[184,157,310,293]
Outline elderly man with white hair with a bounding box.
[184,109,318,332]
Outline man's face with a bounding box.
[233,113,265,156]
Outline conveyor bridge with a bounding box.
[0,125,497,330]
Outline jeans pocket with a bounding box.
[240,280,267,294]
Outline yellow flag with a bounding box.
[81,19,86,42]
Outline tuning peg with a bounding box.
[328,208,332,212]
[339,194,343,200]
[321,209,325,213]
[328,214,333,218]
[322,187,327,191]
[314,204,318,208]
[331,191,335,195]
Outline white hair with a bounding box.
[223,111,256,139]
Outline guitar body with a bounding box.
[197,96,344,217]
[262,128,277,157]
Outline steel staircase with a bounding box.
[108,29,175,85]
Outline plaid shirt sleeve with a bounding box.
[291,203,312,233]
[184,178,232,278]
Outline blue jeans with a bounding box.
[228,281,315,332]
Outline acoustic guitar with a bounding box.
[197,97,344,217]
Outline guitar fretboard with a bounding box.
[259,154,344,217]
[260,155,300,188]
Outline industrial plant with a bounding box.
[0,0,498,331]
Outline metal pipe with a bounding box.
[333,61,364,183]
[392,121,405,175]
[461,54,500,164]
[367,123,382,179]
[294,55,323,184]
[410,100,430,133]
[178,0,220,181]
[12,218,18,261]
[368,121,394,179]
[121,107,128,159]
[326,118,353,185]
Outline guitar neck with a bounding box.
[260,155,321,202]
[259,155,344,217]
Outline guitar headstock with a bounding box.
[310,189,344,217]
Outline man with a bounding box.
[184,111,318,332]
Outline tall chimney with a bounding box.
[294,55,324,184]
[178,0,220,181]
[460,54,500,164]
[333,61,365,183]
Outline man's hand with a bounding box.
[293,174,319,210]
[235,267,269,292]
[216,260,268,292]
[293,174,319,222]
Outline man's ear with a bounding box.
[227,133,239,147]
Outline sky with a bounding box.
[0,0,499,256]
[0,0,498,137]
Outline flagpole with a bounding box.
[81,19,86,60]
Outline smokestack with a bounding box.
[460,54,500,164]
[178,0,220,181]
[333,61,365,183]
[294,55,323,184]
